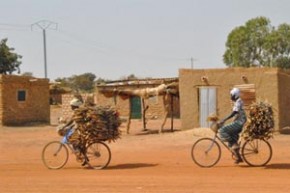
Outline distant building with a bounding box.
[49,83,71,105]
[95,78,180,120]
[0,75,50,125]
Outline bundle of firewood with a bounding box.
[242,101,274,140]
[72,105,122,143]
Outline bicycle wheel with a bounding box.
[191,138,221,168]
[241,139,272,167]
[85,141,111,169]
[42,141,69,169]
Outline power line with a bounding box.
[0,23,30,31]
[0,23,30,27]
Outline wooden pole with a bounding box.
[126,101,132,134]
[171,95,174,132]
[141,98,149,131]
[161,94,169,133]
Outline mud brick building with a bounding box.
[179,67,290,132]
[60,93,95,120]
[95,78,180,120]
[0,75,50,125]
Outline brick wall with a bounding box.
[61,93,95,120]
[0,75,50,125]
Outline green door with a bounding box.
[130,96,141,119]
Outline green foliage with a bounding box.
[22,72,34,77]
[95,77,107,85]
[119,74,138,80]
[55,73,138,93]
[55,73,96,93]
[0,38,22,74]
[223,17,290,69]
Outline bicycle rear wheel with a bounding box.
[241,139,272,167]
[42,141,69,169]
[85,141,111,169]
[191,138,221,168]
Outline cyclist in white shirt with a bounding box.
[219,88,247,164]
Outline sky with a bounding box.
[1,0,290,81]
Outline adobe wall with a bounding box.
[95,93,130,118]
[0,75,50,125]
[277,70,290,129]
[179,68,280,130]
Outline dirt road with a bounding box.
[1,119,290,193]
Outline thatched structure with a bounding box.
[96,78,179,133]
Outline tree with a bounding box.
[70,73,96,92]
[119,74,138,80]
[22,72,34,77]
[55,73,96,93]
[271,23,290,68]
[223,16,290,68]
[95,77,107,85]
[0,38,22,74]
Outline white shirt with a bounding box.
[233,98,247,125]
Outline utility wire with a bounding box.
[0,23,30,31]
[0,22,191,63]
[0,23,30,27]
[0,22,195,67]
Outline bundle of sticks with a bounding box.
[71,105,122,144]
[242,101,274,140]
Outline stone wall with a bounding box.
[0,75,50,125]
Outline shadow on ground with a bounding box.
[264,163,290,170]
[107,163,158,170]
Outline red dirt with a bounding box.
[1,108,290,193]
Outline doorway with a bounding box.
[130,96,142,119]
[199,87,217,127]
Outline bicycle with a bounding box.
[191,121,273,168]
[42,129,111,170]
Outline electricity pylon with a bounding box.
[31,20,58,78]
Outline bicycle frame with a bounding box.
[64,142,78,155]
[191,119,273,167]
[43,126,112,170]
[191,131,272,167]
[201,134,232,161]
[213,134,236,152]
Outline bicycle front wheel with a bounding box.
[42,141,69,169]
[85,141,111,169]
[191,138,221,168]
[241,139,272,167]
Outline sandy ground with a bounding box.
[1,107,290,193]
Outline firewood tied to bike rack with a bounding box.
[242,100,274,140]
[70,105,122,145]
